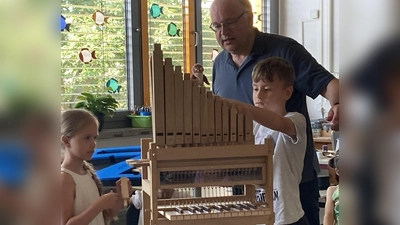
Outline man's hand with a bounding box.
[326,104,339,131]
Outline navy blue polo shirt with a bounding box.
[212,29,335,183]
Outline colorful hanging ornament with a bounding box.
[92,10,109,26]
[61,15,71,32]
[106,78,122,93]
[167,22,180,37]
[79,48,97,64]
[150,3,164,19]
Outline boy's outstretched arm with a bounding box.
[223,98,297,138]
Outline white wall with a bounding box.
[279,0,339,120]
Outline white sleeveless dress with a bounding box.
[62,168,105,225]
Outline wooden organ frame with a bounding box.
[127,44,275,225]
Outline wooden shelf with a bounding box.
[313,136,332,150]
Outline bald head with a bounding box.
[209,0,255,55]
[211,0,252,13]
[210,0,253,25]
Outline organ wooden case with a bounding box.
[127,44,275,225]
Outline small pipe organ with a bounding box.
[127,44,274,225]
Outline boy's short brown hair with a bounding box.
[252,57,295,87]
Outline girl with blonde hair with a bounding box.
[61,109,131,225]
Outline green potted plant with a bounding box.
[74,92,119,132]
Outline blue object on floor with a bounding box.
[96,154,142,187]
[91,146,141,160]
[95,146,141,154]
[89,146,142,170]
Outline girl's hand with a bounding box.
[98,191,119,210]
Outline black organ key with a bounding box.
[245,203,257,209]
[187,206,197,213]
[201,205,211,212]
[175,207,184,214]
[214,205,224,212]
[219,204,230,211]
[193,206,204,212]
[232,204,244,210]
[238,203,250,210]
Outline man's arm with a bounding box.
[321,78,339,106]
[321,78,339,131]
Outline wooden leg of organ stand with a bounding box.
[150,143,159,225]
[245,184,256,204]
[266,138,275,224]
[142,191,151,225]
[141,138,152,180]
[139,139,152,225]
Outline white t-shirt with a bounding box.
[254,112,306,225]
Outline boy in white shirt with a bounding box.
[224,57,309,225]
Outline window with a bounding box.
[61,0,128,110]
[148,1,184,68]
[61,0,270,111]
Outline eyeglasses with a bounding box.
[209,12,247,32]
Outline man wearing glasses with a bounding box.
[210,0,339,225]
